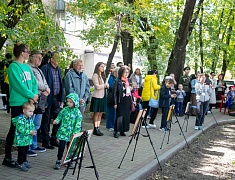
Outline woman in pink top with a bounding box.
[90,62,109,136]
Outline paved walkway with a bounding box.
[0,106,234,180]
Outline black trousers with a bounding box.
[17,145,29,165]
[41,96,61,143]
[142,101,158,125]
[57,140,70,160]
[4,106,23,159]
[1,80,6,105]
[183,92,191,112]
[160,107,169,129]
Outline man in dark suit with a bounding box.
[41,51,64,149]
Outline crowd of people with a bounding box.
[0,42,232,172]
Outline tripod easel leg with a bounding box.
[118,133,136,168]
[174,116,189,148]
[166,121,172,144]
[210,111,218,125]
[118,113,142,168]
[143,120,162,170]
[76,138,85,180]
[62,131,99,180]
[119,109,161,170]
[160,131,167,149]
[85,138,99,179]
[131,123,142,161]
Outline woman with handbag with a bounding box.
[113,66,132,138]
[141,70,161,128]
[28,50,50,156]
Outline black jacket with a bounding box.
[113,78,131,105]
[159,84,171,108]
[41,63,64,107]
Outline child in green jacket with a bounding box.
[53,93,82,170]
[12,102,36,172]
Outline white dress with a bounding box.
[209,78,217,104]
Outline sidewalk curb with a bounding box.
[125,118,235,180]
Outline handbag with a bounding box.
[148,79,159,108]
[34,93,47,114]
[131,101,135,112]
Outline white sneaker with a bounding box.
[107,128,114,132]
[159,128,165,131]
[148,124,156,128]
[194,126,198,130]
[147,115,151,119]
[207,111,211,114]
[142,125,149,129]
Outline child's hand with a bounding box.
[171,94,176,98]
[53,120,57,125]
[30,130,36,136]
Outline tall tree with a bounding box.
[166,0,197,82]
[199,3,204,73]
[0,0,31,49]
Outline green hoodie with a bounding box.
[8,61,38,106]
[55,93,82,142]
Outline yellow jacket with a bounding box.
[141,75,161,101]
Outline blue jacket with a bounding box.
[64,69,90,101]
[159,84,171,108]
[41,63,64,107]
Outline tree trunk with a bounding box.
[221,14,233,75]
[0,0,31,49]
[138,17,158,69]
[105,35,120,76]
[147,36,158,69]
[121,31,133,66]
[199,4,204,73]
[166,0,197,83]
[212,8,233,71]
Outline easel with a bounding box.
[181,102,191,133]
[160,105,189,149]
[62,131,99,180]
[118,109,162,170]
[209,108,218,125]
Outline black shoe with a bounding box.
[120,132,126,136]
[2,158,17,168]
[42,142,54,149]
[93,127,103,136]
[114,131,119,138]
[50,140,60,147]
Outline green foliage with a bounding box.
[0,1,74,71]
[65,0,235,77]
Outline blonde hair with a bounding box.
[22,102,35,111]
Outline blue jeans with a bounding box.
[195,100,209,126]
[30,114,43,149]
[175,102,183,115]
[106,106,116,129]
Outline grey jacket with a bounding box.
[28,63,49,94]
[195,82,212,102]
[64,69,90,101]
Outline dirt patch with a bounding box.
[147,123,235,180]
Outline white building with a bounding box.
[42,0,123,79]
